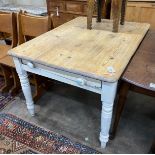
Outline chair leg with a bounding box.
[10,68,21,96]
[120,0,127,25]
[32,74,44,102]
[110,81,130,139]
[104,0,112,19]
[87,0,95,29]
[97,0,104,22]
[40,77,51,91]
[111,0,122,32]
[0,65,13,93]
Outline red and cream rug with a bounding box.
[0,113,99,154]
[0,78,14,111]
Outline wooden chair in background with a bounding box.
[110,30,155,151]
[0,12,18,93]
[87,0,128,32]
[16,11,53,101]
[18,11,53,44]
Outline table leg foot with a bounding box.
[101,142,106,149]
[28,108,35,116]
[100,81,118,148]
[100,133,108,148]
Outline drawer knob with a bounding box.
[76,78,86,86]
[56,7,59,16]
[27,62,34,68]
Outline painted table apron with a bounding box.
[8,17,150,148]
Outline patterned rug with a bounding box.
[0,113,100,154]
[0,78,14,110]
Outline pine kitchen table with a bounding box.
[8,17,150,148]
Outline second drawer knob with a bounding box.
[76,78,86,86]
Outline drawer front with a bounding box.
[51,13,78,27]
[21,60,102,93]
[126,2,155,29]
[65,2,83,13]
[47,1,65,12]
[128,2,155,8]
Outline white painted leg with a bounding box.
[13,57,35,116]
[100,81,118,148]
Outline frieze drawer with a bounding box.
[65,2,83,13]
[21,59,102,93]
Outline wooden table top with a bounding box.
[9,17,150,82]
[123,30,155,91]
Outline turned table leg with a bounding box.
[13,57,35,116]
[87,0,95,29]
[100,81,118,148]
[111,0,122,32]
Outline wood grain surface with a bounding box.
[8,17,150,82]
[122,30,155,91]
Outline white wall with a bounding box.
[0,0,46,7]
[0,0,14,5]
[13,0,46,7]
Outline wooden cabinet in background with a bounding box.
[46,0,96,27]
[47,0,155,29]
[126,1,155,29]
